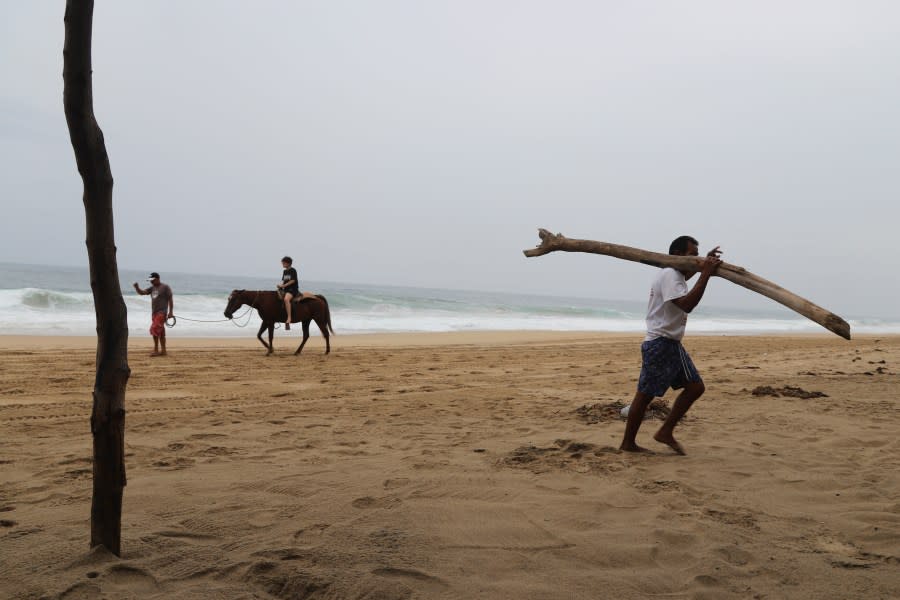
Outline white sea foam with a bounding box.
[1,263,897,337]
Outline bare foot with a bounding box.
[150,351,167,357]
[653,432,685,455]
[619,442,650,453]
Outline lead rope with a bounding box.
[167,306,254,328]
[167,290,260,329]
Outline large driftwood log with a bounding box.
[524,229,850,340]
[64,0,130,555]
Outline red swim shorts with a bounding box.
[150,312,167,337]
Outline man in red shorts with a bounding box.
[133,272,174,357]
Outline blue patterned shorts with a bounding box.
[638,337,702,397]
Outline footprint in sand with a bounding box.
[58,581,102,599]
[352,496,401,509]
[816,537,879,569]
[292,523,330,541]
[715,544,755,566]
[372,567,448,587]
[104,564,160,594]
[383,478,411,489]
[152,456,196,470]
[704,508,760,531]
[501,440,623,475]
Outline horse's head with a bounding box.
[224,289,245,319]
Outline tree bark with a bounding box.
[524,229,850,340]
[64,0,130,556]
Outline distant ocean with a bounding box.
[1,262,897,337]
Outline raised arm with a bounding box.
[671,255,721,314]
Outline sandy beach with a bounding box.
[1,332,898,599]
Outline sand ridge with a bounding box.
[1,333,898,599]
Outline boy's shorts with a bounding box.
[637,337,702,397]
[150,312,166,337]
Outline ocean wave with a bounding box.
[0,288,94,310]
[1,280,898,337]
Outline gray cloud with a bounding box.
[2,1,898,319]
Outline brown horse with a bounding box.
[224,290,334,355]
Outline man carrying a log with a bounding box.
[620,236,721,455]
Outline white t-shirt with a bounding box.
[645,268,689,341]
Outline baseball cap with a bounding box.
[147,272,160,281]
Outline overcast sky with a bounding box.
[2,1,898,318]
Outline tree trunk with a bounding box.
[524,229,850,340]
[63,0,130,556]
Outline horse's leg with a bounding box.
[314,315,331,354]
[256,322,271,354]
[268,323,275,355]
[294,320,310,355]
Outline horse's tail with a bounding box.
[316,294,335,335]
